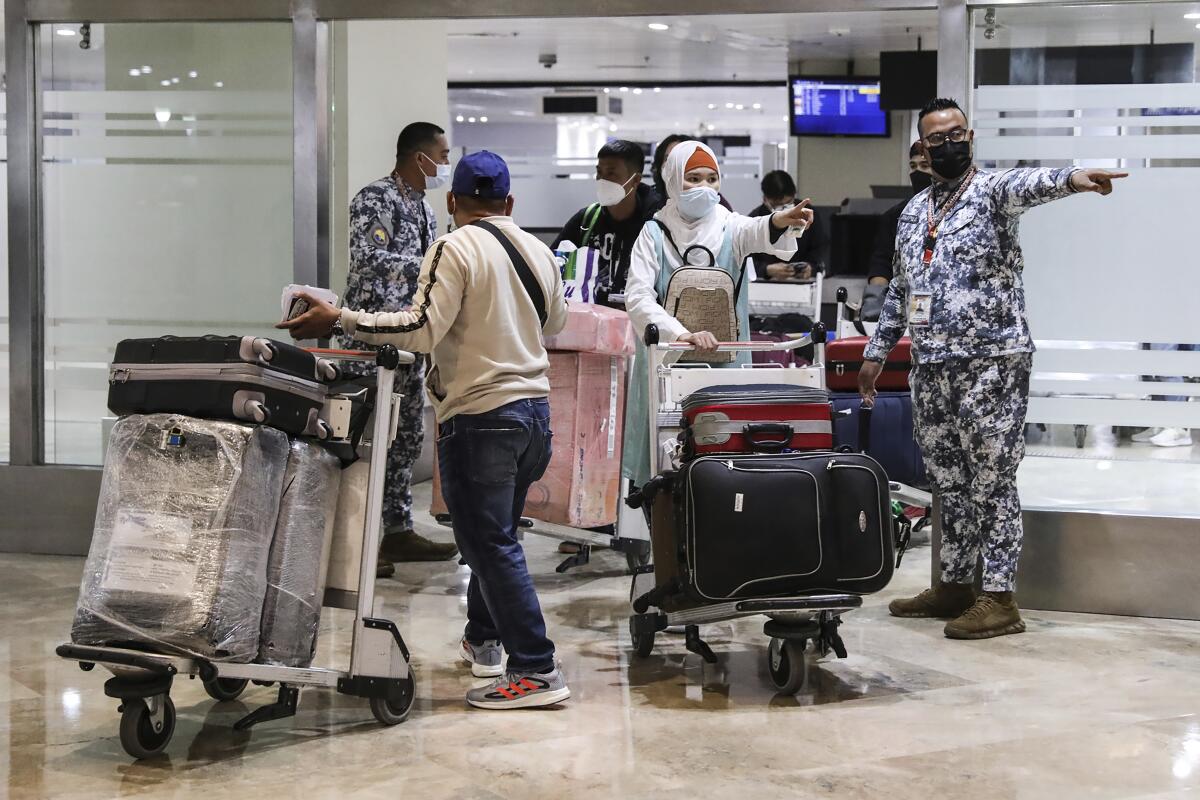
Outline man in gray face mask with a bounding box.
[859,97,1126,640]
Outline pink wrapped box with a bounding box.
[543,303,635,356]
[430,351,627,528]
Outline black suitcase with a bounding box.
[108,335,338,438]
[666,451,894,602]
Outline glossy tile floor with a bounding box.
[3,484,1200,799]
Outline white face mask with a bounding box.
[596,175,637,207]
[677,186,720,219]
[770,202,795,213]
[419,152,451,191]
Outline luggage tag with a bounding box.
[908,292,932,328]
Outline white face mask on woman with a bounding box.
[677,186,720,219]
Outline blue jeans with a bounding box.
[437,398,555,673]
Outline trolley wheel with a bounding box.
[1074,425,1087,449]
[118,695,176,759]
[767,638,808,695]
[203,676,249,702]
[624,541,651,574]
[369,674,416,726]
[629,617,656,658]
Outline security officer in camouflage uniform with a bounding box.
[860,98,1126,639]
[341,121,459,574]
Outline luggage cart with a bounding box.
[57,346,417,759]
[628,323,881,694]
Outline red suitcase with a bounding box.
[681,384,832,458]
[826,336,912,391]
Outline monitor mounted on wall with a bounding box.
[789,76,890,138]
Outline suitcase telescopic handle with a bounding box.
[743,422,794,453]
[858,402,873,453]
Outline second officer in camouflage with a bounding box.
[340,122,459,572]
[860,98,1126,639]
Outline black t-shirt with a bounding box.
[747,203,828,278]
[866,199,909,283]
[552,183,657,296]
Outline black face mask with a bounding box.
[909,170,933,193]
[928,140,973,181]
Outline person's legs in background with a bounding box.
[943,354,1032,640]
[889,361,978,619]
[1135,343,1194,448]
[377,361,459,571]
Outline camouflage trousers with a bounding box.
[338,337,426,532]
[911,353,1032,592]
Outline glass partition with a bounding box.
[971,2,1200,517]
[39,22,294,465]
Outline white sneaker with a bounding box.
[1131,427,1163,443]
[1149,428,1193,448]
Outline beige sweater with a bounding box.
[340,216,568,422]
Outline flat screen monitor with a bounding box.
[789,76,889,137]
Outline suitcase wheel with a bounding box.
[241,399,270,424]
[317,359,340,382]
[315,420,334,441]
[767,638,808,695]
[253,338,277,363]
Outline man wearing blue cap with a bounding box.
[282,151,572,710]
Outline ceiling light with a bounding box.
[735,104,744,110]
[55,28,77,36]
[480,116,488,122]
[648,22,670,31]
[1186,12,1200,19]
[708,104,716,110]
[633,88,643,95]
[752,103,762,110]
[188,70,198,79]
[609,124,618,132]
[777,142,788,150]
[619,86,629,92]
[603,87,611,93]
[129,68,141,77]
[456,115,465,122]
[141,66,153,74]
[654,87,662,93]
[155,109,171,123]
[725,102,734,109]
[1196,21,1200,28]
[706,124,716,131]
[171,77,180,84]
[214,81,224,88]
[160,79,171,87]
[468,117,476,123]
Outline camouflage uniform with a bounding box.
[865,167,1080,591]
[338,174,437,532]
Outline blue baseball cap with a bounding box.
[452,150,511,199]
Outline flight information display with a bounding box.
[789,77,889,137]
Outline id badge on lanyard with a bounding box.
[909,292,932,327]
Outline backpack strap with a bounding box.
[470,219,548,327]
[579,203,604,249]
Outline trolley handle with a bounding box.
[305,345,416,368]
[654,322,825,353]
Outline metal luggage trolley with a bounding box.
[627,322,869,694]
[57,346,417,759]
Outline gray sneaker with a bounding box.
[459,638,503,678]
[465,668,570,710]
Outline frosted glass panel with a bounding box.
[40,23,293,465]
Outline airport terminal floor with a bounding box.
[3,482,1199,800]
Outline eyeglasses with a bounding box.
[923,128,969,147]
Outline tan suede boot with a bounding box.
[944,591,1026,640]
[888,581,977,619]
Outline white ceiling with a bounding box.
[446,11,939,83]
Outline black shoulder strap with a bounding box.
[650,219,684,262]
[471,219,548,327]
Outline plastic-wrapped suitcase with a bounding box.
[649,451,894,605]
[826,336,912,391]
[71,414,289,662]
[258,439,343,667]
[681,384,832,457]
[831,392,928,489]
[108,335,339,438]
